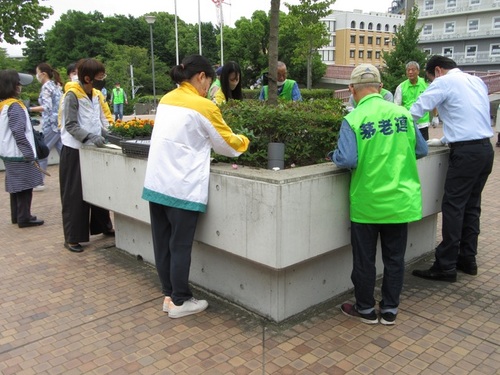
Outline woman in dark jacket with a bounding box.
[0,69,44,227]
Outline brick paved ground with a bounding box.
[0,126,499,374]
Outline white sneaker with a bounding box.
[162,296,172,313]
[168,297,208,318]
[33,185,45,192]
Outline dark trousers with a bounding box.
[59,146,113,243]
[419,126,429,141]
[149,202,199,306]
[10,189,33,223]
[350,222,408,313]
[434,142,494,270]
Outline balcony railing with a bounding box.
[419,0,499,18]
[450,51,500,65]
[419,26,500,42]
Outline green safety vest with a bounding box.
[112,88,125,104]
[344,93,423,224]
[400,77,429,125]
[262,79,296,101]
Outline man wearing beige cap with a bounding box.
[330,64,428,325]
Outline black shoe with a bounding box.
[340,303,378,324]
[18,218,44,228]
[103,229,115,237]
[412,268,457,282]
[12,215,36,224]
[64,242,84,253]
[456,260,478,275]
[380,312,397,326]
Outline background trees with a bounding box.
[0,0,53,44]
[2,2,335,101]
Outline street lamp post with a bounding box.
[145,15,157,111]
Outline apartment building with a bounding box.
[413,0,500,70]
[319,10,405,67]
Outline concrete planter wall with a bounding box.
[80,147,448,322]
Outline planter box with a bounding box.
[80,147,448,322]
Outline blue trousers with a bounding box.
[113,103,124,121]
[350,222,408,314]
[149,202,199,306]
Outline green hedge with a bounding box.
[242,88,334,101]
[218,99,346,169]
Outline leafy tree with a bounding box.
[0,0,53,44]
[22,35,46,72]
[284,0,333,89]
[44,11,109,67]
[381,6,428,93]
[198,22,219,66]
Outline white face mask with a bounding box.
[36,74,43,83]
[71,74,79,82]
[277,80,285,87]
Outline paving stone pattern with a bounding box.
[0,126,499,374]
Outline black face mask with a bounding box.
[92,79,106,90]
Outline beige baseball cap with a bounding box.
[350,64,381,84]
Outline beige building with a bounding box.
[319,10,405,67]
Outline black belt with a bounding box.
[449,138,490,148]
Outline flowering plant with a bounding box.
[108,118,154,138]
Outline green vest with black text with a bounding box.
[344,93,423,224]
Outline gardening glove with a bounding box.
[89,134,106,148]
[427,138,444,147]
[431,116,439,128]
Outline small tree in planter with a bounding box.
[217,99,346,169]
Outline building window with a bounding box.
[360,22,365,29]
[368,36,373,44]
[393,25,397,33]
[468,19,479,32]
[384,37,390,45]
[376,37,381,45]
[350,35,356,43]
[350,50,355,58]
[368,22,373,30]
[377,23,381,31]
[423,48,432,55]
[444,22,455,33]
[494,16,500,29]
[424,0,434,10]
[330,35,336,47]
[351,20,356,29]
[466,45,477,58]
[321,50,335,62]
[469,0,480,5]
[385,24,389,31]
[446,0,457,8]
[359,50,364,58]
[423,24,433,35]
[443,47,454,57]
[359,35,365,44]
[375,51,381,59]
[325,20,336,32]
[367,51,372,58]
[491,44,500,56]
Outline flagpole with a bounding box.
[198,0,202,55]
[174,0,179,64]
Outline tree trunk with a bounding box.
[268,0,280,105]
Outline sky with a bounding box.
[1,0,392,57]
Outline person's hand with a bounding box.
[427,138,444,147]
[432,116,439,128]
[89,134,106,147]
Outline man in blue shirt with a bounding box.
[411,55,494,282]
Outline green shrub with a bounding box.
[218,99,346,169]
[242,88,334,101]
